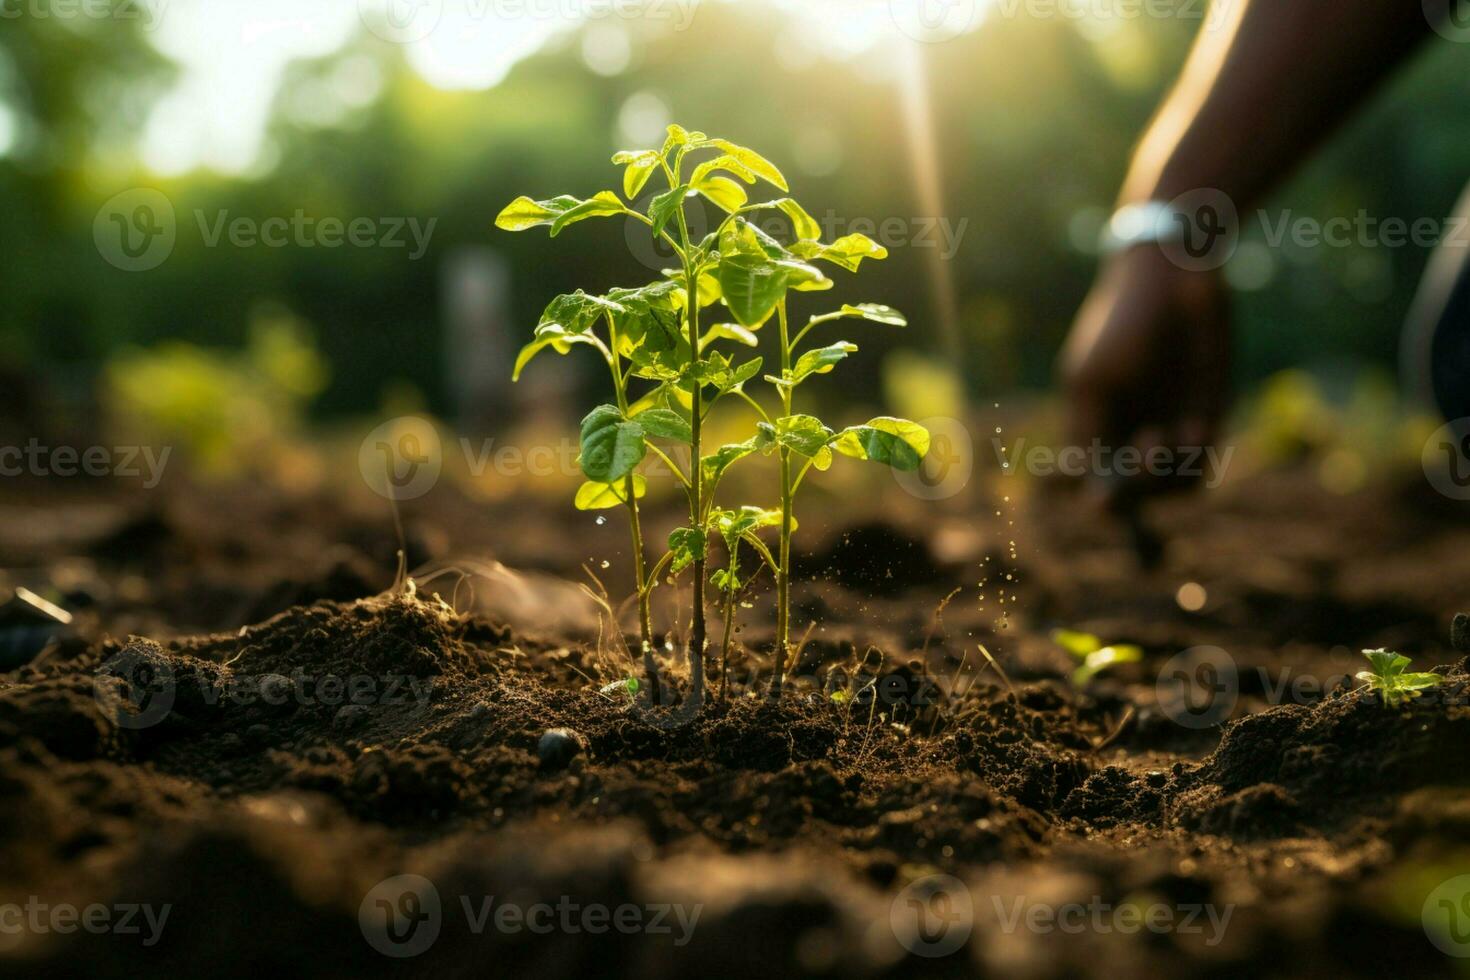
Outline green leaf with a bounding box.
[608,282,688,370]
[690,353,763,395]
[694,270,722,308]
[713,505,783,545]
[757,415,835,458]
[701,438,759,486]
[840,303,906,326]
[494,194,582,232]
[668,526,707,574]
[649,184,690,238]
[775,259,832,293]
[790,233,888,271]
[775,198,822,241]
[1051,628,1102,659]
[1398,672,1446,692]
[1072,644,1142,687]
[512,325,602,381]
[711,568,740,593]
[574,475,647,510]
[540,290,624,334]
[690,154,757,187]
[831,417,930,471]
[701,322,759,348]
[632,407,692,442]
[598,676,640,698]
[1357,648,1443,706]
[717,254,785,328]
[662,123,701,156]
[694,174,748,213]
[1362,649,1409,678]
[578,405,646,483]
[548,191,624,237]
[790,341,857,385]
[612,149,661,199]
[708,139,788,191]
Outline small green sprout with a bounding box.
[1051,629,1142,688]
[1356,649,1443,707]
[598,676,640,700]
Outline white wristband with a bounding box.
[1100,201,1187,254]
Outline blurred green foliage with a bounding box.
[104,307,328,472]
[1,2,1467,418]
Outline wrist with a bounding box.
[1099,201,1188,255]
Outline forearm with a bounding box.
[1121,0,1435,209]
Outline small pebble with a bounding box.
[1453,613,1469,654]
[1145,770,1167,788]
[537,727,586,770]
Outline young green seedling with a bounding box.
[506,286,686,700]
[598,676,641,701]
[497,125,930,705]
[1051,628,1142,688]
[707,209,925,696]
[1356,649,1443,707]
[708,505,781,699]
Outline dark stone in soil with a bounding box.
[1454,613,1469,653]
[538,727,586,770]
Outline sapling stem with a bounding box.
[675,185,707,709]
[772,298,794,699]
[718,538,739,702]
[606,321,662,703]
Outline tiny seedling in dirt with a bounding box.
[497,125,929,708]
[598,676,640,701]
[1051,628,1142,688]
[1356,649,1444,708]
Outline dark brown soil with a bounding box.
[1,458,1468,978]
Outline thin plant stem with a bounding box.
[718,538,739,703]
[772,298,794,698]
[673,172,706,709]
[606,315,661,702]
